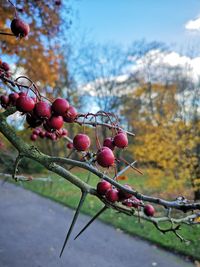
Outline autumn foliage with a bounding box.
[125,82,200,199]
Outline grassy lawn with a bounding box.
[2,169,200,261]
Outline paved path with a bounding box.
[0,183,194,267]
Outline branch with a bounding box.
[0,99,200,252]
[49,156,200,212]
[0,173,53,182]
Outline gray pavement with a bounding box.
[0,183,194,267]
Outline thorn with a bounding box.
[74,206,107,240]
[59,192,87,257]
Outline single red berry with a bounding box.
[97,180,112,195]
[1,62,10,72]
[63,106,77,122]
[103,137,115,150]
[39,131,46,138]
[118,184,133,201]
[52,98,69,116]
[11,18,30,38]
[105,188,119,203]
[34,101,51,119]
[16,96,35,112]
[30,134,38,141]
[9,92,19,105]
[73,133,91,151]
[96,147,115,168]
[0,95,9,108]
[144,204,155,217]
[46,115,64,130]
[67,143,73,149]
[113,133,128,148]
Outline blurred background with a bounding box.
[0,0,200,261]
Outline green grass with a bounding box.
[3,170,200,261]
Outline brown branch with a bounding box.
[0,95,200,246]
[49,156,200,212]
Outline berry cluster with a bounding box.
[72,130,128,168]
[0,91,78,141]
[30,127,68,142]
[96,180,155,216]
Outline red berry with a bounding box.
[103,137,115,150]
[144,204,155,217]
[16,96,35,112]
[113,133,128,148]
[30,134,38,141]
[63,106,77,122]
[34,101,51,119]
[39,131,46,138]
[96,147,115,168]
[97,180,112,195]
[52,98,69,116]
[73,133,91,151]
[118,184,133,200]
[105,188,119,203]
[1,62,10,72]
[46,116,64,130]
[11,18,30,38]
[67,142,73,149]
[0,95,9,108]
[9,92,19,105]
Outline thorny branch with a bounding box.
[0,76,200,255]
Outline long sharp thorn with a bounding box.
[74,206,107,240]
[59,192,87,257]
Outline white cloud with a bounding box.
[81,49,200,97]
[185,17,200,31]
[129,50,200,82]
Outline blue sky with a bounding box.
[72,0,200,52]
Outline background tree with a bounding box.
[120,46,200,200]
[0,0,72,86]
